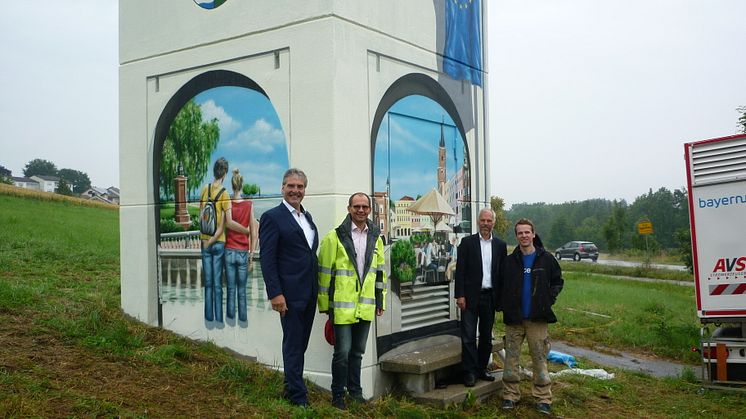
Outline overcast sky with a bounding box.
[1,1,744,208]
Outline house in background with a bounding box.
[80,186,120,205]
[29,175,60,192]
[12,177,40,190]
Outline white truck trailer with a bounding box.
[685,133,746,387]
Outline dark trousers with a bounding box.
[331,320,371,398]
[460,290,496,377]
[280,297,317,404]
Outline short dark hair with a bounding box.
[282,168,307,187]
[213,157,229,179]
[514,218,535,234]
[348,192,371,207]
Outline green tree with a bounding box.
[676,227,694,273]
[55,179,73,196]
[737,105,746,133]
[242,183,260,196]
[603,200,629,253]
[489,195,511,238]
[23,159,58,178]
[58,168,91,194]
[0,165,11,184]
[160,100,220,200]
[549,216,574,248]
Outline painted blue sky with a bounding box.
[374,95,466,201]
[195,86,289,197]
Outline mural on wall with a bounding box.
[373,95,471,297]
[157,85,289,326]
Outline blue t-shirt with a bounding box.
[522,252,537,319]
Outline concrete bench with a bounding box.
[380,335,504,398]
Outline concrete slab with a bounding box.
[412,371,503,407]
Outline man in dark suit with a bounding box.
[259,168,319,407]
[454,208,507,387]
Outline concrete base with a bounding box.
[412,371,503,407]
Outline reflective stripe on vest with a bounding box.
[358,297,375,305]
[319,266,333,275]
[335,268,356,278]
[319,285,329,293]
[331,301,356,309]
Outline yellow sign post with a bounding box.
[637,221,653,235]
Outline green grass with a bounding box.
[1,192,744,418]
[552,272,699,363]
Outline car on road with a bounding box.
[555,241,598,262]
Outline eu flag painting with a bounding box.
[443,0,483,87]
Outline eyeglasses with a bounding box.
[351,205,370,210]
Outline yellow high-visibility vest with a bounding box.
[318,223,387,324]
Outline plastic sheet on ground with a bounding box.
[551,368,615,380]
[548,350,578,367]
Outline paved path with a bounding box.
[551,340,700,379]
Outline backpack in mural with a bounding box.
[199,184,226,236]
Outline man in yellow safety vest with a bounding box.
[317,192,387,410]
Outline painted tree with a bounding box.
[23,159,58,178]
[242,183,260,196]
[737,105,746,133]
[58,168,91,194]
[160,100,220,200]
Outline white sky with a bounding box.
[1,1,744,207]
[488,0,746,206]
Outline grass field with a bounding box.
[1,192,744,417]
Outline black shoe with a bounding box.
[502,399,515,410]
[349,393,366,404]
[289,400,310,408]
[464,374,476,387]
[536,402,551,415]
[477,371,495,382]
[332,396,346,410]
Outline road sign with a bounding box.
[637,221,653,235]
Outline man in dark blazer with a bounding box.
[454,207,507,387]
[259,168,319,407]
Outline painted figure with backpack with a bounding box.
[199,157,250,323]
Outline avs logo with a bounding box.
[712,257,746,273]
[709,257,746,281]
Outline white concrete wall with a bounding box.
[120,0,487,398]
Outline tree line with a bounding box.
[491,187,691,256]
[0,159,92,196]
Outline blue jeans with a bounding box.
[201,241,225,322]
[225,248,248,322]
[331,320,371,398]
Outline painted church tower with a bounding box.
[438,119,446,195]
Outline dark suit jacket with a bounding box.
[454,233,507,310]
[259,203,319,304]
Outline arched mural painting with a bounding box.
[154,72,289,330]
[372,85,472,354]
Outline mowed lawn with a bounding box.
[0,192,744,418]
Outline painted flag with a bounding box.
[443,0,483,86]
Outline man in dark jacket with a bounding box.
[455,208,507,387]
[498,218,563,415]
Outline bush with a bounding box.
[391,239,416,282]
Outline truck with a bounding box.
[685,133,746,387]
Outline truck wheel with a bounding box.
[573,253,581,261]
[555,252,561,260]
